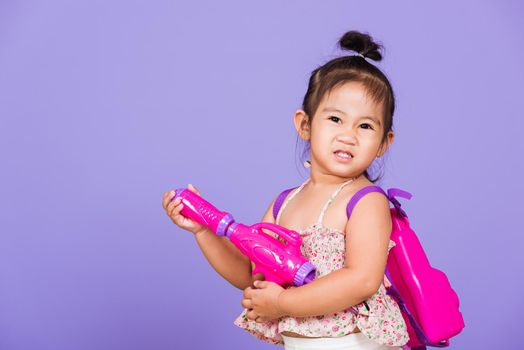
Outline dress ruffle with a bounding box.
[353,284,410,346]
[234,283,409,347]
[234,310,284,345]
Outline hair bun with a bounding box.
[338,31,383,61]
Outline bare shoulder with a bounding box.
[345,178,388,207]
[345,178,391,228]
[334,178,389,222]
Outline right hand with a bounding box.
[162,183,206,235]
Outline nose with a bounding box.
[336,133,356,145]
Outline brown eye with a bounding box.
[360,123,374,130]
[329,116,341,123]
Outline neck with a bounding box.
[307,169,364,189]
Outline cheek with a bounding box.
[311,135,330,150]
[360,138,382,156]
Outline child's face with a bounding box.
[295,81,393,180]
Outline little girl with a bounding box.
[163,30,410,350]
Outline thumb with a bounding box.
[188,183,201,195]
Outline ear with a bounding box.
[294,109,311,141]
[377,130,394,157]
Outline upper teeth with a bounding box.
[336,151,351,158]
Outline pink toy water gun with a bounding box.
[170,187,316,287]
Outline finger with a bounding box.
[166,198,181,214]
[166,198,183,216]
[246,309,257,321]
[241,298,253,309]
[188,183,201,195]
[168,189,179,203]
[243,286,253,299]
[164,191,180,207]
[255,316,266,324]
[169,197,185,215]
[162,191,175,209]
[169,201,183,217]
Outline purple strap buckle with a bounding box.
[386,188,412,218]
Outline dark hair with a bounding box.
[296,30,396,183]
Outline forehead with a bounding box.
[317,81,384,118]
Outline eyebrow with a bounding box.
[321,107,382,126]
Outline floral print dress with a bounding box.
[233,178,410,347]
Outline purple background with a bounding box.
[1,1,523,349]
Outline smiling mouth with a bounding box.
[334,151,352,161]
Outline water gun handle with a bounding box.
[228,222,315,286]
[250,222,302,251]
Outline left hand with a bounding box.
[241,281,286,323]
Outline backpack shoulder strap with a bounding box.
[346,185,388,219]
[272,187,298,220]
[346,186,413,219]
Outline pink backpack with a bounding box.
[273,185,465,349]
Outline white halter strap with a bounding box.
[276,177,356,226]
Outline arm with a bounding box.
[278,192,391,317]
[194,195,278,290]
